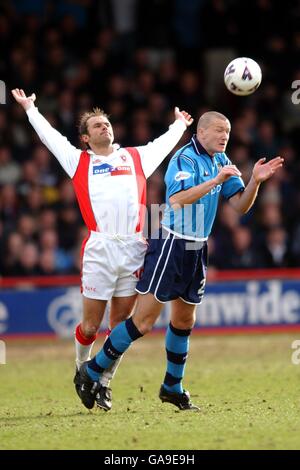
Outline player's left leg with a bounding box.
[159,298,200,411]
[163,298,196,394]
[77,292,163,409]
[159,242,208,410]
[96,294,137,411]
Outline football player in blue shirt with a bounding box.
[78,111,284,411]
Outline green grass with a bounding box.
[0,334,300,450]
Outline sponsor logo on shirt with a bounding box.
[111,166,132,176]
[93,163,132,176]
[174,171,192,182]
[93,163,114,174]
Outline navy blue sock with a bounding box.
[87,317,143,381]
[163,323,192,394]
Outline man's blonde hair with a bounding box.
[197,111,229,130]
[78,107,109,136]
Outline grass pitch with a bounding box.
[0,333,300,450]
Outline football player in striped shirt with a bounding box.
[11,88,193,410]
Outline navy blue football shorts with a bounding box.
[136,227,208,304]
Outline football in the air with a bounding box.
[224,57,262,96]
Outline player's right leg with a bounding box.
[74,296,107,398]
[75,296,107,369]
[75,231,117,406]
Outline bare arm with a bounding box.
[170,165,242,208]
[229,157,284,214]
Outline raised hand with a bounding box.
[252,156,284,184]
[174,107,194,127]
[11,88,36,111]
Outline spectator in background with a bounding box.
[17,214,37,242]
[17,160,40,198]
[0,146,21,185]
[253,120,280,158]
[0,184,19,230]
[38,208,57,231]
[53,179,80,251]
[39,228,73,273]
[260,226,291,268]
[22,186,45,216]
[258,201,283,226]
[39,249,59,276]
[1,232,24,276]
[14,241,40,276]
[213,201,241,263]
[229,145,253,184]
[227,226,262,269]
[0,111,8,147]
[32,145,57,187]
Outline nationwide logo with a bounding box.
[93,163,132,176]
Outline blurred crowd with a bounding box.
[1,0,300,277]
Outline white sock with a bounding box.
[100,355,123,387]
[74,324,96,370]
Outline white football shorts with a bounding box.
[81,231,147,300]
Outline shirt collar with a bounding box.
[191,134,212,158]
[87,143,120,155]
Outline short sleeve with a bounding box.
[220,154,245,199]
[165,154,196,198]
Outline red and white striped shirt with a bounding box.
[26,106,186,235]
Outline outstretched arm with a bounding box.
[229,157,284,214]
[136,107,194,179]
[11,88,80,178]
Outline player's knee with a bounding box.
[81,322,99,338]
[110,312,130,329]
[173,317,195,330]
[139,322,153,335]
[134,317,153,335]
